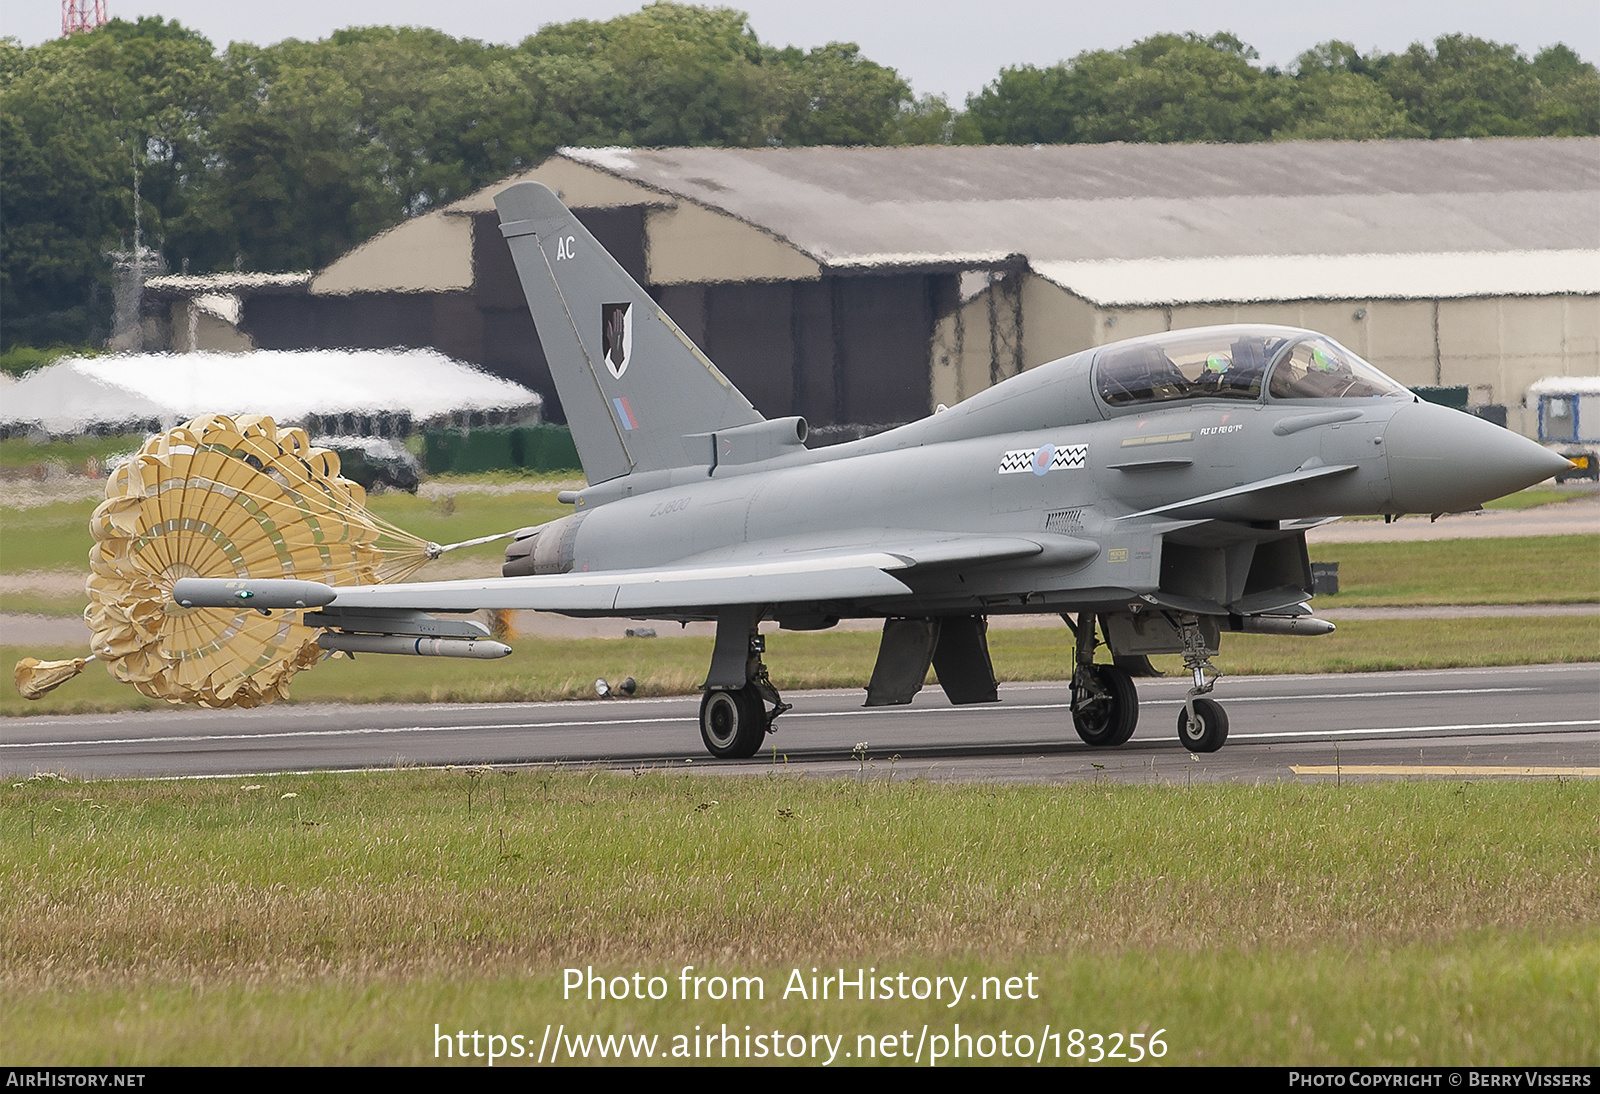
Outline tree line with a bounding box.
[3,2,1596,350]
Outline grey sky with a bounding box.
[7,0,1598,103]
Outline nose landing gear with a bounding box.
[1176,615,1227,753]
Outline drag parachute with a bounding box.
[15,415,441,707]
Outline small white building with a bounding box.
[1526,375,1600,443]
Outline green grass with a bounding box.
[0,590,84,617]
[2,937,1594,1065]
[0,432,145,471]
[424,469,585,487]
[366,488,569,563]
[1308,536,1599,606]
[1,773,1594,1064]
[0,343,102,379]
[0,497,98,573]
[1484,486,1598,510]
[6,615,1596,717]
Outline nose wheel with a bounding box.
[1178,696,1228,752]
[1173,614,1229,753]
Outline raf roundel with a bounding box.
[998,443,1089,475]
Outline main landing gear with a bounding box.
[699,685,771,759]
[1068,613,1139,746]
[1069,611,1232,752]
[1072,663,1139,746]
[698,608,790,759]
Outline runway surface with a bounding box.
[4,663,1596,785]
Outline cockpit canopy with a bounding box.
[1095,326,1410,409]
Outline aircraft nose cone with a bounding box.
[1384,401,1574,513]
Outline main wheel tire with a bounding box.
[1072,664,1139,746]
[1177,696,1229,753]
[699,686,769,759]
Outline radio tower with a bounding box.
[62,1,108,36]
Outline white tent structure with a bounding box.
[1,349,541,437]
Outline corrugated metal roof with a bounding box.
[559,138,1599,267]
[2,350,539,434]
[1032,249,1600,306]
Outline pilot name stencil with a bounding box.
[998,444,1089,476]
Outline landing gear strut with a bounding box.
[699,609,789,759]
[1176,614,1227,752]
[1068,613,1139,746]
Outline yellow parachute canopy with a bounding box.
[17,414,439,707]
[13,657,91,701]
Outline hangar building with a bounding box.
[143,137,1600,441]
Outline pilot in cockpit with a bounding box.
[1217,337,1270,396]
[1187,338,1269,398]
[1107,345,1190,403]
[1295,345,1359,398]
[1097,327,1406,409]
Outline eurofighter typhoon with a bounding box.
[176,182,1573,758]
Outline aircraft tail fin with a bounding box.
[494,182,763,484]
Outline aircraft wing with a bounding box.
[336,552,916,613]
[170,533,1090,615]
[670,530,1082,570]
[175,553,911,615]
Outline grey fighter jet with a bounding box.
[176,182,1573,758]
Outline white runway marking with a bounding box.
[0,716,697,750]
[7,716,1594,753]
[1229,720,1598,740]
